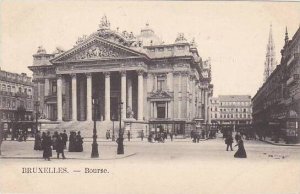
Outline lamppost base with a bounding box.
[91,143,99,158]
[117,138,124,155]
[112,135,115,142]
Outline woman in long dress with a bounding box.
[234,136,247,158]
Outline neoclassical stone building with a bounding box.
[29,16,213,132]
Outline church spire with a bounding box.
[285,26,289,45]
[264,24,276,82]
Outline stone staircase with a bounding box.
[40,121,120,138]
[40,120,150,138]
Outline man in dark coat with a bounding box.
[34,131,42,150]
[69,131,75,152]
[56,134,66,159]
[61,130,68,149]
[170,132,173,142]
[42,131,52,161]
[75,131,83,152]
[225,134,234,151]
[141,130,144,141]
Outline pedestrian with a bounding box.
[141,130,144,141]
[61,130,68,149]
[34,131,42,150]
[196,132,200,143]
[127,130,131,141]
[106,130,109,140]
[75,131,83,152]
[42,131,52,161]
[225,133,233,151]
[234,136,247,158]
[56,134,66,159]
[235,132,241,143]
[52,131,59,151]
[170,132,173,142]
[69,131,76,152]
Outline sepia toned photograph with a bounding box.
[0,1,299,193]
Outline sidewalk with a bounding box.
[260,137,300,147]
[0,140,136,160]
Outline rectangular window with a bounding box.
[157,74,166,91]
[215,114,217,118]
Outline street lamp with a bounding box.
[91,98,99,158]
[117,101,124,154]
[34,101,40,134]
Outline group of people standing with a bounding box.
[68,131,83,152]
[34,130,68,160]
[225,132,247,158]
[34,130,83,161]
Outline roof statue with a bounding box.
[53,47,65,55]
[175,33,188,43]
[37,46,46,54]
[190,38,197,48]
[76,35,87,45]
[99,15,110,30]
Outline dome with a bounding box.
[136,23,163,46]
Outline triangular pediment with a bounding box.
[149,90,173,99]
[51,35,148,63]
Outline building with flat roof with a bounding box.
[0,68,34,122]
[211,95,252,126]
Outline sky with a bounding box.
[0,1,300,97]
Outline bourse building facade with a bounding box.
[28,16,213,133]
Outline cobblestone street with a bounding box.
[1,135,300,194]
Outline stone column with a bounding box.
[137,70,144,120]
[104,72,111,121]
[167,72,173,91]
[71,74,77,121]
[44,78,50,118]
[153,102,157,118]
[153,74,157,91]
[127,76,132,110]
[168,101,173,119]
[121,71,127,119]
[178,73,182,118]
[57,75,63,121]
[208,94,211,124]
[86,73,92,121]
[204,89,208,123]
[44,78,50,96]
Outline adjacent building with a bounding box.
[211,95,252,126]
[0,68,34,122]
[252,26,300,143]
[28,16,213,135]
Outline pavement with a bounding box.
[260,137,300,147]
[1,134,300,194]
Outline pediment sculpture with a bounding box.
[73,45,120,60]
